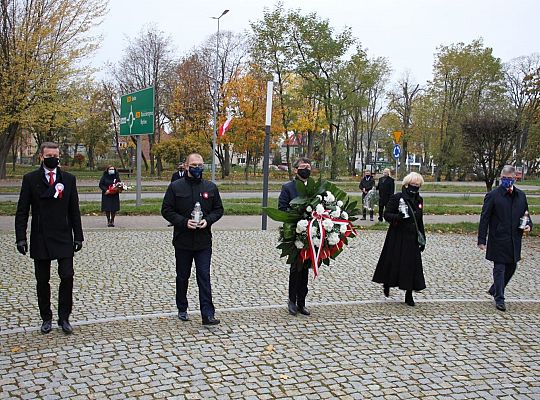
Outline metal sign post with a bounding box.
[119,87,155,206]
[261,81,274,230]
[392,143,401,181]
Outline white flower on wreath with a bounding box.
[322,219,334,232]
[340,224,348,234]
[306,205,312,212]
[296,219,308,233]
[341,211,349,220]
[311,226,318,236]
[327,232,340,246]
[316,195,322,201]
[337,200,344,207]
[311,236,321,247]
[315,203,325,215]
[330,207,341,218]
[295,240,304,249]
[325,191,335,203]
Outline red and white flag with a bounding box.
[218,116,233,137]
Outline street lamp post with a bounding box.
[211,9,229,182]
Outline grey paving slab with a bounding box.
[1,229,539,399]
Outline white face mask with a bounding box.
[108,169,115,175]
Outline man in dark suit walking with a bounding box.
[376,168,395,222]
[478,165,532,312]
[278,157,312,317]
[15,142,84,334]
[170,162,185,182]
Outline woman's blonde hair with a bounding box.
[402,172,424,187]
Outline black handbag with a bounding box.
[407,199,426,247]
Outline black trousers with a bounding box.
[174,247,215,318]
[289,261,309,307]
[378,199,388,221]
[489,262,517,304]
[34,258,74,321]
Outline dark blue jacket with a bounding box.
[278,179,300,211]
[478,185,533,263]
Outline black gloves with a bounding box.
[73,241,83,252]
[16,240,28,255]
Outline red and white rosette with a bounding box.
[54,183,64,199]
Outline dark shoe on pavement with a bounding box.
[202,316,220,326]
[361,217,366,220]
[41,320,52,334]
[383,285,390,298]
[370,217,374,221]
[496,303,506,312]
[405,291,415,307]
[378,217,383,222]
[297,306,310,316]
[288,300,298,316]
[58,320,73,334]
[178,311,189,321]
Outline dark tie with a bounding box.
[48,171,54,186]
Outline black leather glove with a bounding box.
[397,212,405,219]
[73,241,83,252]
[420,245,425,252]
[16,240,28,255]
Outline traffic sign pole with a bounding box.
[136,136,142,206]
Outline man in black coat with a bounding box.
[170,163,185,182]
[478,165,533,312]
[15,142,84,334]
[278,157,312,317]
[359,170,375,221]
[376,168,395,222]
[161,153,224,325]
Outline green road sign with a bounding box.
[120,87,155,135]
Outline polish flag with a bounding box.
[218,116,233,137]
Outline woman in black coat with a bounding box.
[99,166,121,227]
[372,172,426,306]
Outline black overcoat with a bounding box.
[359,176,375,194]
[377,176,395,205]
[15,167,84,260]
[478,185,533,263]
[372,189,426,291]
[99,172,121,212]
[161,176,224,251]
[278,179,300,211]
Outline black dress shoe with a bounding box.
[405,290,415,307]
[383,285,390,297]
[287,300,298,316]
[297,306,310,316]
[178,311,189,321]
[41,320,52,334]
[58,320,73,334]
[496,303,506,312]
[202,316,220,326]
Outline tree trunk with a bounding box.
[0,123,19,179]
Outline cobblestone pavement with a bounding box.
[1,229,539,399]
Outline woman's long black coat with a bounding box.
[99,172,121,212]
[372,189,426,291]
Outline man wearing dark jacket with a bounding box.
[170,163,185,182]
[15,142,84,334]
[278,157,312,317]
[478,165,533,312]
[359,170,375,221]
[161,153,224,325]
[376,168,395,222]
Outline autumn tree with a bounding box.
[0,0,107,178]
[112,27,174,177]
[462,115,520,190]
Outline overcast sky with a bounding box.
[93,0,539,84]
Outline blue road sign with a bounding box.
[392,144,401,159]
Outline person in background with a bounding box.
[359,169,375,221]
[372,172,426,306]
[171,162,185,182]
[278,157,312,317]
[376,168,395,222]
[15,142,84,334]
[478,165,533,312]
[161,153,224,325]
[99,166,121,227]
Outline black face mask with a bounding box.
[406,186,420,195]
[43,157,59,170]
[297,168,311,179]
[189,166,203,179]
